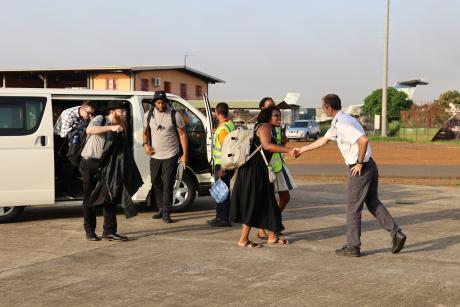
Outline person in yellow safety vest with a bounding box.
[207,102,236,227]
[257,97,297,238]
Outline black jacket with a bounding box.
[89,131,143,219]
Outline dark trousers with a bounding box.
[150,155,180,215]
[79,158,117,236]
[346,159,400,247]
[213,165,235,222]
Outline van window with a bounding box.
[0,97,46,136]
[142,99,204,132]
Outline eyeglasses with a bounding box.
[83,107,94,116]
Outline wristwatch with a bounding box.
[356,160,363,165]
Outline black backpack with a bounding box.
[67,117,106,167]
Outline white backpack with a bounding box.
[220,127,261,170]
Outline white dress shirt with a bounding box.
[324,111,372,165]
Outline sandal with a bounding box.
[267,238,289,246]
[257,234,268,240]
[238,240,260,248]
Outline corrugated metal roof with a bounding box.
[0,65,224,84]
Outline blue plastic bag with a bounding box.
[209,179,229,204]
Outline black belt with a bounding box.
[348,157,373,168]
[82,157,100,162]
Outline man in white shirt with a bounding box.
[297,94,406,257]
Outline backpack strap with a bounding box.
[171,109,177,129]
[171,109,182,155]
[146,108,154,145]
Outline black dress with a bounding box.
[230,126,284,233]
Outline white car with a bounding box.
[0,88,215,222]
[286,120,320,141]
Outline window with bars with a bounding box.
[141,78,149,91]
[180,83,187,99]
[106,78,117,90]
[164,81,171,93]
[195,85,202,98]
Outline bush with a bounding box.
[363,88,413,121]
[319,121,331,136]
[389,120,400,137]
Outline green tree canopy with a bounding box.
[362,87,413,121]
[435,90,460,107]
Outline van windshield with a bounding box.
[291,122,309,128]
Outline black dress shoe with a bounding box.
[162,215,174,224]
[102,233,129,241]
[207,217,219,224]
[392,231,407,254]
[209,220,232,227]
[86,233,101,241]
[335,245,361,257]
[152,211,163,219]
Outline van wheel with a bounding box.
[172,172,196,212]
[0,206,25,223]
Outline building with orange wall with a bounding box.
[0,65,224,100]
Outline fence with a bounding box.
[400,103,456,141]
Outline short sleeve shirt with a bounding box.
[324,111,372,165]
[143,107,186,159]
[80,115,112,160]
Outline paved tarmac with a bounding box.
[289,164,460,178]
[1,182,460,306]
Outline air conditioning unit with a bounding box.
[152,77,161,87]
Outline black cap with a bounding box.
[152,91,170,104]
[107,100,128,110]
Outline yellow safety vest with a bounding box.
[270,127,283,172]
[212,120,236,166]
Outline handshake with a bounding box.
[288,147,303,159]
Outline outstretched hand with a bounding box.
[289,148,301,158]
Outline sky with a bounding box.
[0,0,459,107]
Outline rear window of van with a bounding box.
[0,97,46,136]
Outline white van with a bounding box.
[0,88,214,222]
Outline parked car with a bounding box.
[0,88,214,222]
[286,120,320,141]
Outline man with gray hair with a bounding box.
[297,94,406,257]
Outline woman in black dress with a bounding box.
[230,106,297,247]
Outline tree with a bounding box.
[435,90,460,107]
[362,87,413,121]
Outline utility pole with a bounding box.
[184,54,195,67]
[382,0,390,136]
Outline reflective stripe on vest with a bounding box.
[212,120,236,166]
[270,127,283,172]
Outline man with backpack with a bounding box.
[54,101,96,138]
[143,91,188,224]
[207,102,236,227]
[54,101,96,198]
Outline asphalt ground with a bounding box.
[1,182,460,306]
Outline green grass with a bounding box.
[367,135,460,146]
[368,136,412,143]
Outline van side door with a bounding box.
[0,94,54,206]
